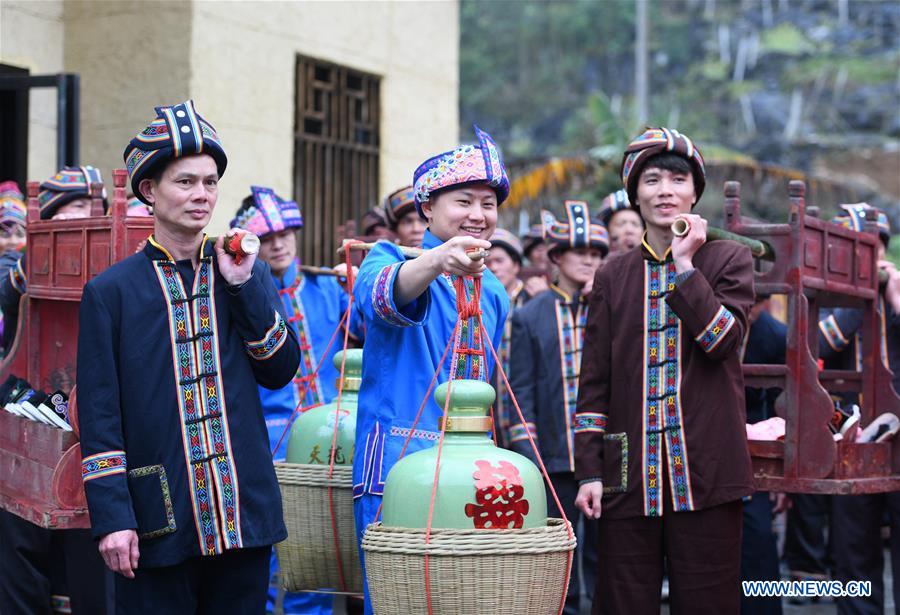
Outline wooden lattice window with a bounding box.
[294,56,380,265]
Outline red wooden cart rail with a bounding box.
[727,180,900,494]
[0,169,152,528]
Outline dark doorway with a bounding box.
[0,67,80,189]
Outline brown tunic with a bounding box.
[574,236,755,519]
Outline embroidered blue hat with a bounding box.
[124,100,227,205]
[832,203,891,247]
[542,200,609,256]
[621,127,706,206]
[412,125,510,219]
[596,189,631,225]
[38,166,107,220]
[0,181,26,227]
[230,186,302,238]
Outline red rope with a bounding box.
[270,242,364,457]
[478,311,574,615]
[322,242,360,593]
[271,307,350,457]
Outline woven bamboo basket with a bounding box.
[274,462,363,594]
[362,518,575,614]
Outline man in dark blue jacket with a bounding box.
[816,204,900,615]
[508,200,608,615]
[77,100,299,613]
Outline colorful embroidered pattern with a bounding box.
[642,260,694,516]
[38,166,104,213]
[9,258,25,294]
[388,426,442,442]
[230,186,303,237]
[353,423,383,498]
[128,465,177,539]
[412,126,509,207]
[154,252,242,555]
[695,306,735,353]
[508,422,538,444]
[555,297,589,471]
[819,314,849,352]
[372,262,415,327]
[447,275,485,381]
[495,284,526,444]
[574,412,608,434]
[602,432,629,495]
[82,451,126,482]
[464,460,530,529]
[542,201,609,253]
[245,311,287,360]
[280,272,322,408]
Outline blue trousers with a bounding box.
[353,493,382,615]
[267,550,333,615]
[740,492,782,615]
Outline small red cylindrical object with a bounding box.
[223,230,260,265]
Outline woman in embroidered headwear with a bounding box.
[0,169,114,613]
[0,181,26,258]
[382,185,426,248]
[230,185,340,614]
[0,181,25,347]
[76,100,301,613]
[0,167,107,355]
[811,204,900,615]
[596,188,643,255]
[509,201,608,614]
[351,126,511,613]
[574,127,756,614]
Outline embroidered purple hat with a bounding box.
[542,200,609,256]
[124,100,227,205]
[0,181,26,227]
[596,189,631,225]
[383,185,416,228]
[38,166,107,220]
[412,125,510,219]
[621,127,706,206]
[832,203,891,247]
[489,228,524,264]
[230,186,302,238]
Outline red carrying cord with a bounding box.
[321,242,361,592]
[271,241,363,593]
[270,306,350,458]
[375,275,573,615]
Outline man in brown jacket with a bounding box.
[574,127,755,614]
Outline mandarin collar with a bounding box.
[640,231,672,263]
[145,234,213,262]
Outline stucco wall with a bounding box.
[0,0,65,184]
[63,1,193,191]
[189,0,460,232]
[3,0,459,235]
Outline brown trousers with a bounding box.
[593,489,744,615]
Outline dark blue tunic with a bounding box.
[76,236,298,568]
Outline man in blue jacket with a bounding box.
[352,126,510,613]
